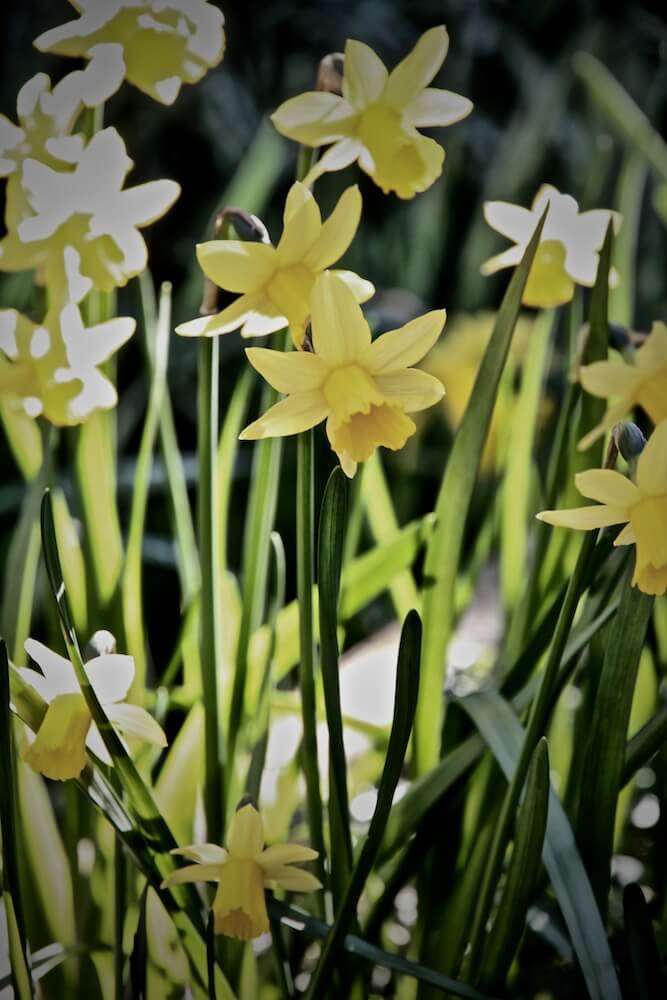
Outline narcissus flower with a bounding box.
[482,185,621,308]
[176,182,373,347]
[578,321,667,450]
[19,638,167,781]
[537,420,667,596]
[34,0,225,106]
[162,801,320,940]
[271,26,472,198]
[0,127,179,291]
[240,271,445,477]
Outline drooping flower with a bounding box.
[34,0,225,106]
[271,26,472,198]
[162,801,320,940]
[239,271,445,477]
[0,126,180,291]
[18,638,167,781]
[537,420,667,596]
[481,185,621,308]
[578,321,667,450]
[176,182,373,347]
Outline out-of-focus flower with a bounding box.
[19,638,166,781]
[0,127,180,290]
[239,271,445,477]
[537,420,667,596]
[176,182,373,347]
[421,310,534,471]
[482,185,621,308]
[578,321,667,450]
[162,801,320,940]
[0,50,124,232]
[34,0,225,106]
[271,26,472,199]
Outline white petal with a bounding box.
[24,638,78,697]
[84,654,135,704]
[105,703,167,747]
[86,723,113,765]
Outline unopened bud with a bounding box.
[608,322,632,353]
[317,52,344,94]
[236,794,256,811]
[85,629,117,660]
[613,421,647,466]
[214,207,270,245]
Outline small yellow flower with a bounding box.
[19,638,167,781]
[537,420,667,596]
[578,321,667,450]
[162,801,321,940]
[482,185,621,308]
[239,271,445,477]
[34,0,225,106]
[176,182,373,347]
[271,26,472,198]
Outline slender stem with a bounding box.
[114,833,126,1000]
[198,336,225,843]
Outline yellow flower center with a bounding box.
[21,692,92,781]
[523,240,574,308]
[212,858,269,940]
[638,367,667,426]
[323,365,384,423]
[267,264,315,336]
[330,403,416,463]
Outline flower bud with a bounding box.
[613,421,647,465]
[85,629,117,659]
[317,52,344,94]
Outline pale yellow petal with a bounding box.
[303,185,362,270]
[574,469,639,509]
[374,369,444,412]
[636,322,667,371]
[536,506,629,530]
[633,562,667,596]
[213,860,268,939]
[342,39,388,107]
[259,844,318,867]
[301,138,363,188]
[483,201,536,243]
[384,26,449,108]
[20,693,91,781]
[636,420,667,496]
[577,400,631,452]
[276,183,322,266]
[614,522,636,546]
[360,129,444,199]
[362,310,446,374]
[227,804,264,859]
[310,271,370,365]
[172,844,228,864]
[161,863,222,888]
[271,91,356,146]
[176,294,286,340]
[240,392,328,440]
[330,270,375,304]
[105,702,167,747]
[480,246,525,276]
[196,240,276,294]
[403,87,473,127]
[579,360,636,398]
[264,867,322,892]
[245,347,328,394]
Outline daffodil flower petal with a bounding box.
[614,522,636,546]
[259,844,319,867]
[636,322,667,368]
[85,654,135,704]
[374,369,445,412]
[172,844,228,864]
[16,667,57,702]
[196,241,276,294]
[483,201,536,243]
[636,420,667,496]
[577,400,630,452]
[245,347,328,394]
[302,138,363,188]
[329,270,375,304]
[342,40,388,107]
[24,638,78,697]
[303,185,362,270]
[86,723,113,766]
[362,310,446,374]
[240,392,328,440]
[264,867,322,892]
[536,506,629,530]
[226,804,265,860]
[162,863,223,888]
[21,693,91,781]
[574,469,639,508]
[105,703,167,747]
[276,183,322,266]
[579,361,637,398]
[310,270,370,364]
[404,87,473,127]
[270,92,356,146]
[383,26,449,108]
[480,246,525,276]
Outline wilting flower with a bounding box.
[240,271,445,477]
[0,126,180,291]
[537,420,667,596]
[271,26,472,198]
[34,0,225,106]
[18,638,166,781]
[578,321,667,450]
[176,182,373,347]
[162,801,320,940]
[0,50,124,233]
[482,185,621,308]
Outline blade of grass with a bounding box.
[417,210,547,773]
[218,365,254,575]
[623,704,667,784]
[622,882,665,999]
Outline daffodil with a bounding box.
[176,182,373,347]
[239,271,445,477]
[578,321,667,450]
[271,26,472,198]
[537,420,667,596]
[34,0,225,106]
[482,185,621,308]
[162,801,320,940]
[18,638,167,781]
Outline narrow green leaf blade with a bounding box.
[622,882,665,999]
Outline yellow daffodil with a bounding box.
[578,321,667,450]
[176,182,373,347]
[537,420,667,596]
[239,271,445,477]
[0,126,180,291]
[18,638,167,781]
[162,801,320,940]
[271,26,472,198]
[482,185,621,308]
[34,0,225,106]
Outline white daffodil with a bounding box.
[19,638,166,781]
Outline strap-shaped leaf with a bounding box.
[622,882,665,999]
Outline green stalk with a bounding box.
[198,335,226,844]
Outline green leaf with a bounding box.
[318,467,353,909]
[459,689,622,1000]
[622,882,665,999]
[479,739,550,990]
[576,583,654,912]
[417,209,547,773]
[623,703,667,785]
[305,611,421,999]
[0,400,42,480]
[51,488,88,637]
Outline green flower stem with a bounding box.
[198,334,226,844]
